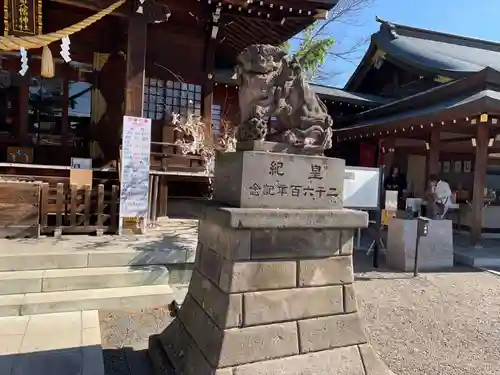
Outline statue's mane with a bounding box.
[236,44,333,153]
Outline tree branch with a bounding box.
[288,0,375,83]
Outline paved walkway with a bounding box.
[0,311,103,375]
[0,219,198,256]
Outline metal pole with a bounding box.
[356,228,361,250]
[148,174,153,221]
[151,175,159,226]
[413,217,429,277]
[413,233,421,277]
[373,164,385,268]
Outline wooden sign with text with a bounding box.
[4,0,42,37]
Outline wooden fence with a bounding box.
[0,181,41,239]
[39,183,119,236]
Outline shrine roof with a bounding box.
[311,84,390,106]
[335,67,500,137]
[216,0,340,65]
[345,18,500,91]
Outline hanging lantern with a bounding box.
[41,46,55,78]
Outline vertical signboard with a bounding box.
[4,0,42,36]
[119,116,151,233]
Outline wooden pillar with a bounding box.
[124,14,147,117]
[202,25,216,140]
[426,128,441,178]
[158,176,169,217]
[18,76,29,146]
[61,70,70,163]
[202,77,214,138]
[471,123,489,245]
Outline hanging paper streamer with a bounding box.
[19,47,28,76]
[60,36,71,62]
[136,0,145,14]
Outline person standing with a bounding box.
[429,174,453,219]
[384,167,407,210]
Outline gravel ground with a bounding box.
[100,307,175,375]
[355,252,500,375]
[98,246,500,375]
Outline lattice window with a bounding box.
[143,77,165,120]
[143,78,202,121]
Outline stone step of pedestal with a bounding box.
[0,266,173,295]
[0,249,193,271]
[0,284,181,317]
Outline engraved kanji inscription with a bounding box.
[269,161,284,176]
[308,164,323,180]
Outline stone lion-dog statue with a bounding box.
[236,44,333,152]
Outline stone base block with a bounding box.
[387,219,454,271]
[149,207,395,375]
[150,324,394,375]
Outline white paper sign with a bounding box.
[385,190,399,211]
[71,157,92,170]
[343,166,380,209]
[119,116,151,218]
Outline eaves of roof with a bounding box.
[344,18,500,91]
[336,67,500,135]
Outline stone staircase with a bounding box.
[0,219,197,317]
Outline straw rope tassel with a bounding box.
[41,45,54,78]
[0,0,126,51]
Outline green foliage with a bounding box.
[280,40,291,54]
[287,23,335,80]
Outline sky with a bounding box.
[310,0,500,88]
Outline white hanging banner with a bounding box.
[119,116,151,221]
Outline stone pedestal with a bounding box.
[387,219,454,271]
[149,151,395,375]
[212,150,345,209]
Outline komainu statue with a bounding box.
[236,44,333,152]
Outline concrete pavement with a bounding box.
[0,310,103,375]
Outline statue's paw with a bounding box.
[237,118,268,142]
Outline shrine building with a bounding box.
[332,18,500,244]
[1,2,499,245]
[0,0,338,236]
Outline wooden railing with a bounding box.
[150,141,205,173]
[39,182,119,236]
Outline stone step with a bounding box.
[0,284,178,317]
[0,249,194,271]
[0,266,172,295]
